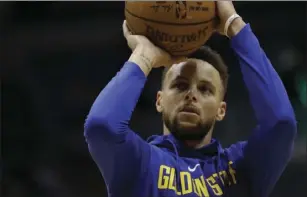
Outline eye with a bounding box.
[199,85,211,94]
[175,82,188,91]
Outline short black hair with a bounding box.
[161,46,229,97]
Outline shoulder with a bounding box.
[224,141,247,163]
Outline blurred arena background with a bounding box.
[1,2,306,197]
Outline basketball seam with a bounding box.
[170,43,205,53]
[125,9,216,26]
[126,20,202,54]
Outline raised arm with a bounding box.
[84,21,177,194]
[84,61,151,193]
[229,18,297,196]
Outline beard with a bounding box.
[163,112,215,141]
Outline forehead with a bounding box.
[165,58,221,86]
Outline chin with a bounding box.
[178,121,198,129]
[164,113,212,141]
[172,119,212,141]
[176,122,202,134]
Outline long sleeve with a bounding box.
[230,24,297,197]
[84,62,151,193]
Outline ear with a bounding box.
[156,91,163,113]
[216,101,226,121]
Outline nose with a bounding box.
[185,89,197,102]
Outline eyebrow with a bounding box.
[174,75,212,84]
[173,76,216,89]
[173,75,189,81]
[200,80,216,92]
[199,79,214,86]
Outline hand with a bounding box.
[123,20,182,76]
[215,1,246,37]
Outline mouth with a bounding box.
[180,105,200,115]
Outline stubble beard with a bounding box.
[162,112,215,141]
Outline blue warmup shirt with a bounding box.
[84,24,297,197]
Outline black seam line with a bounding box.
[125,9,216,26]
[170,45,202,53]
[161,40,207,53]
[166,42,206,53]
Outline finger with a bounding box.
[122,20,137,50]
[172,56,187,64]
[122,20,131,39]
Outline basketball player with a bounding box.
[84,2,296,197]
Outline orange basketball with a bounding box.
[125,1,216,56]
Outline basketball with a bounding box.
[125,1,216,56]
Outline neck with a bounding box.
[163,124,213,149]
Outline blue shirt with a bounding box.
[84,24,297,197]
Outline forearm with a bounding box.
[129,52,152,77]
[84,61,151,190]
[228,17,246,38]
[84,61,147,139]
[231,23,295,128]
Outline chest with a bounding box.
[148,151,241,197]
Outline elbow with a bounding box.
[274,117,297,163]
[84,115,113,140]
[275,114,297,141]
[273,102,297,138]
[84,114,129,143]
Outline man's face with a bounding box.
[156,59,226,141]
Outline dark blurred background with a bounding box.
[1,2,306,197]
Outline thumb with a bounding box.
[173,56,187,64]
[123,20,137,50]
[122,20,132,39]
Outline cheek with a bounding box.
[200,97,220,116]
[162,93,183,114]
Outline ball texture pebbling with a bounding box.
[125,1,216,56]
